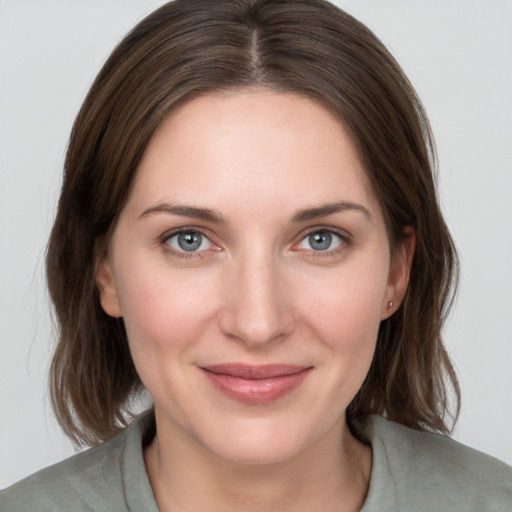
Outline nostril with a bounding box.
[218,294,295,347]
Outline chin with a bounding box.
[196,416,324,466]
[212,438,304,466]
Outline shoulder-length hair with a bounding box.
[47,0,459,446]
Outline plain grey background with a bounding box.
[1,0,511,488]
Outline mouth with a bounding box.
[199,364,313,405]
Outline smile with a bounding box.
[200,364,313,405]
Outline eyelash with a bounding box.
[159,228,216,260]
[294,227,351,258]
[158,226,352,260]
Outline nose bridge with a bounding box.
[219,243,294,347]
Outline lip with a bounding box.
[200,364,313,405]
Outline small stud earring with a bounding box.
[388,301,393,308]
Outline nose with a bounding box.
[218,249,295,349]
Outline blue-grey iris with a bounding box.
[177,232,202,251]
[309,231,332,251]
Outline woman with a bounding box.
[1,0,511,510]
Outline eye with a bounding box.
[298,230,344,252]
[166,230,213,253]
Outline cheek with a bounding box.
[114,263,225,413]
[114,262,220,358]
[300,262,388,341]
[295,258,389,389]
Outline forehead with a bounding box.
[127,89,381,220]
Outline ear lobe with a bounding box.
[381,227,415,320]
[96,257,122,318]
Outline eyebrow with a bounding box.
[139,203,226,223]
[291,201,371,222]
[139,200,370,224]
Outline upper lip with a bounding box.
[201,363,312,380]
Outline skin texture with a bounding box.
[97,89,413,511]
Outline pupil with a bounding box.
[310,231,331,251]
[178,232,201,251]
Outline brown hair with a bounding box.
[47,0,459,446]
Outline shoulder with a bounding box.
[362,415,512,511]
[0,432,128,512]
[0,412,157,512]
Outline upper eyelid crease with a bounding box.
[159,228,348,260]
[161,228,214,245]
[159,226,350,247]
[298,228,349,245]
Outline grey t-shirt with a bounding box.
[1,412,511,511]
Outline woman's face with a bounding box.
[98,89,411,465]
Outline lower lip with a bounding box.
[201,368,312,405]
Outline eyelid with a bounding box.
[157,225,352,259]
[159,227,221,258]
[297,226,352,242]
[168,231,212,252]
[291,226,352,254]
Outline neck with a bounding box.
[144,413,372,512]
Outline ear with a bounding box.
[381,226,415,320]
[96,255,123,318]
